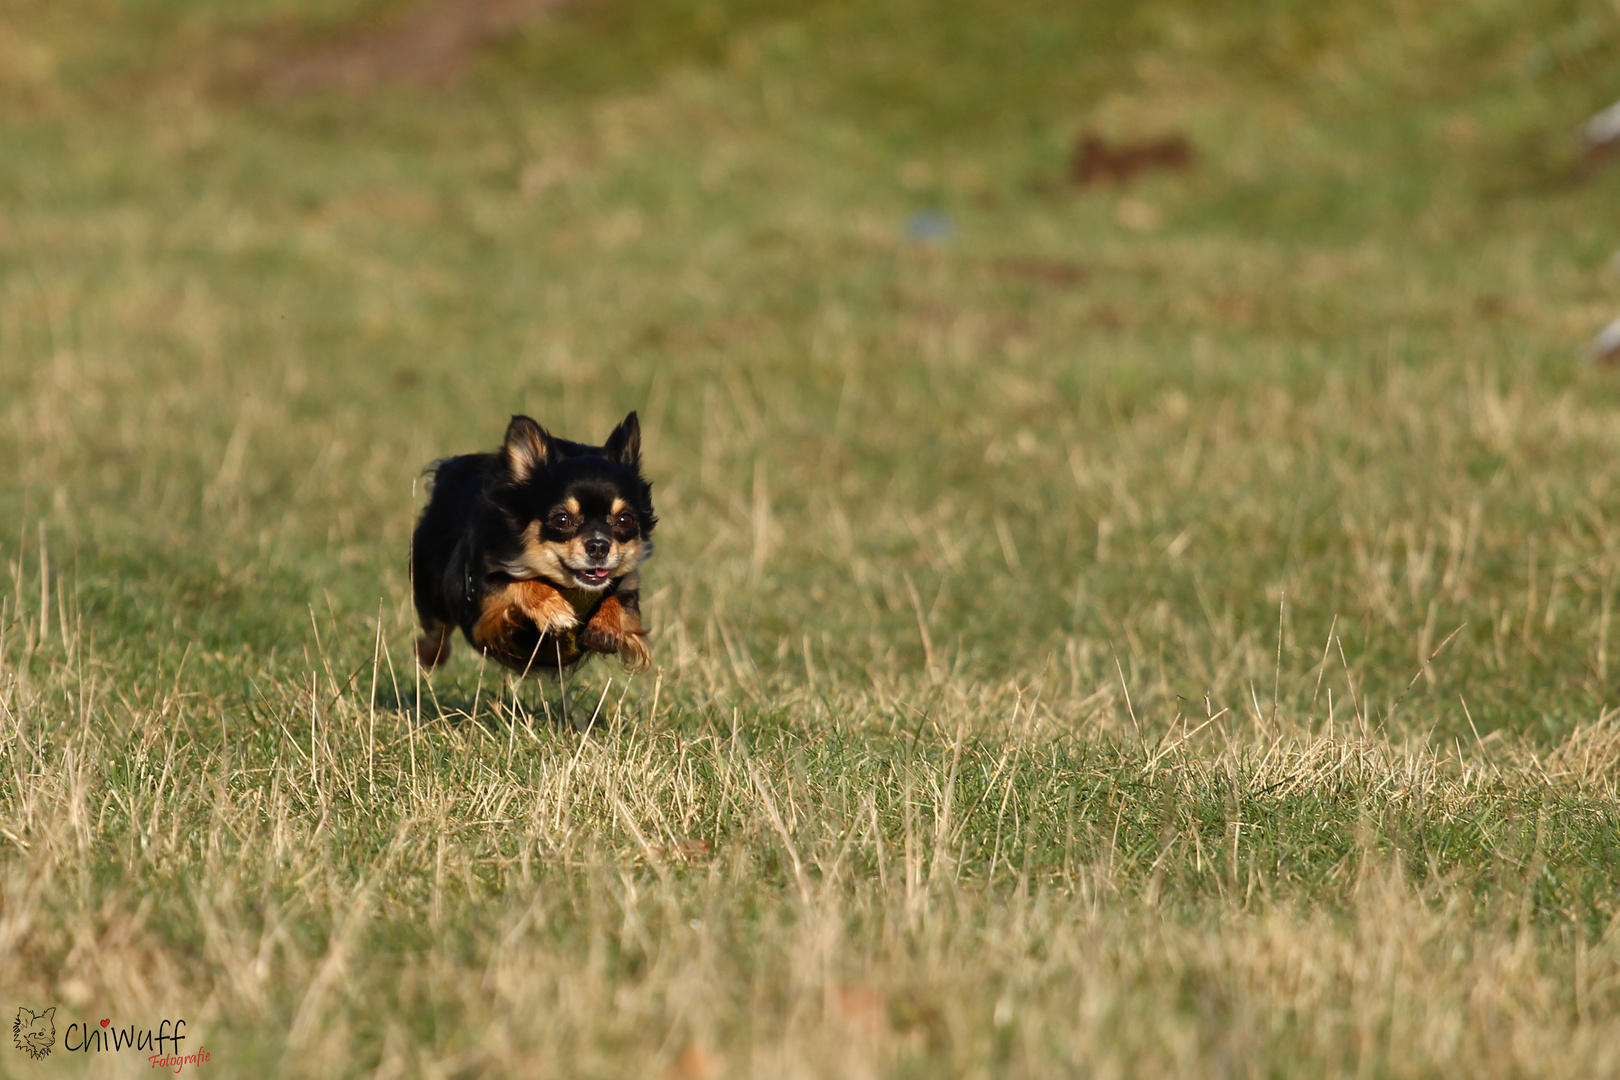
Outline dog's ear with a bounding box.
[603,411,641,467]
[503,415,554,481]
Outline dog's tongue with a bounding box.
[577,568,610,585]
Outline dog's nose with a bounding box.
[584,536,611,560]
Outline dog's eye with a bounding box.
[546,510,576,532]
[612,510,638,538]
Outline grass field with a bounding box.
[8,0,1620,1075]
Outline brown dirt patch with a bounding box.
[262,0,574,97]
[989,256,1089,288]
[1070,131,1195,186]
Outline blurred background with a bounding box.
[6,0,1620,736]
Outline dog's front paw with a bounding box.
[579,620,623,655]
[512,579,578,634]
[579,626,622,654]
[579,595,626,654]
[581,596,650,671]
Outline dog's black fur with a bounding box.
[411,412,655,675]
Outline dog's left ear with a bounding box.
[603,411,641,467]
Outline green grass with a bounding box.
[7,0,1620,1074]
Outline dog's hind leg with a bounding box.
[416,618,454,668]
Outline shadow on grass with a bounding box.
[368,678,604,734]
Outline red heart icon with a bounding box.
[99,1019,109,1027]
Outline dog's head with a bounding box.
[493,412,656,591]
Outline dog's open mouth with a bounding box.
[571,566,612,587]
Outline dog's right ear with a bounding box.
[503,415,554,482]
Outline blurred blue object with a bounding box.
[905,210,953,243]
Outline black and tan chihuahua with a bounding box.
[411,413,655,675]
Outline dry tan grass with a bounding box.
[5,574,1620,1076]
